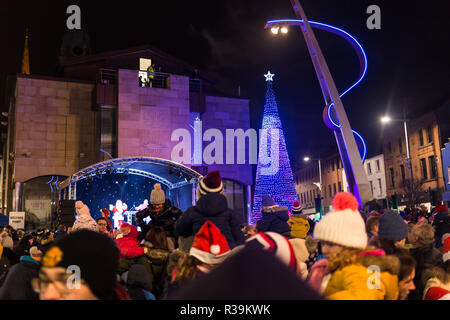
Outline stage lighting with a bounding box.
[169,168,174,175]
[186,176,192,182]
[105,168,111,174]
[177,171,182,177]
[96,171,101,176]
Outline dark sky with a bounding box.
[1,0,449,170]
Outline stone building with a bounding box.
[2,40,253,228]
[364,154,387,204]
[294,153,346,213]
[382,101,450,209]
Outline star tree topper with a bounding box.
[264,71,275,82]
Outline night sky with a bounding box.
[1,0,449,170]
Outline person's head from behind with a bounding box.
[408,223,435,247]
[57,224,66,233]
[197,170,224,199]
[313,192,368,259]
[378,210,408,248]
[34,230,119,300]
[30,246,43,262]
[145,226,169,250]
[242,225,256,238]
[366,216,380,236]
[96,217,108,233]
[397,254,416,300]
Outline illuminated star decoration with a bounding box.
[264,71,275,82]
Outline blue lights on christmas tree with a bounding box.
[251,71,298,224]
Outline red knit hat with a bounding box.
[424,286,450,300]
[292,201,302,213]
[443,237,450,264]
[198,170,224,196]
[189,221,230,264]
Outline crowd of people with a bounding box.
[0,169,449,300]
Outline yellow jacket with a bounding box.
[325,251,400,300]
[287,214,310,239]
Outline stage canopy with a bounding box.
[59,157,203,211]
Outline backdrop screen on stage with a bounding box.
[76,173,162,224]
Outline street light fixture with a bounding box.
[280,26,288,34]
[304,156,323,219]
[271,27,279,34]
[380,116,391,124]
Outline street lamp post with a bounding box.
[381,115,414,207]
[304,157,323,219]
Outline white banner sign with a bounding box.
[9,211,25,229]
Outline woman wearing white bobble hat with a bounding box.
[308,192,401,300]
[71,201,98,232]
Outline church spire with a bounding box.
[20,28,30,75]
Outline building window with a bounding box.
[367,163,372,175]
[398,137,403,154]
[427,126,432,143]
[429,156,437,179]
[420,158,428,180]
[338,181,342,192]
[332,160,335,171]
[333,183,337,195]
[369,181,373,196]
[378,178,382,195]
[400,165,406,183]
[328,185,332,199]
[419,129,424,146]
[390,168,395,188]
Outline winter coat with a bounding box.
[324,250,400,300]
[0,256,39,300]
[72,214,98,232]
[136,199,183,241]
[288,214,311,239]
[142,241,170,298]
[175,193,245,249]
[408,244,443,300]
[256,206,291,237]
[422,268,450,300]
[432,213,450,247]
[115,225,145,259]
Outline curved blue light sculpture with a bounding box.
[266,19,368,162]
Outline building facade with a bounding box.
[382,105,449,209]
[364,154,387,203]
[294,153,346,213]
[2,44,253,228]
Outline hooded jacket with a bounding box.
[256,206,291,236]
[136,199,182,240]
[115,225,145,259]
[72,202,98,232]
[324,250,400,300]
[0,256,40,300]
[175,193,244,249]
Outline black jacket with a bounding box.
[256,206,291,237]
[175,193,245,249]
[408,244,442,300]
[0,256,40,300]
[136,199,183,240]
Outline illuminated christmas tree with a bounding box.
[251,71,298,224]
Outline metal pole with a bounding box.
[318,159,323,219]
[404,118,414,206]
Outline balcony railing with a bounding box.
[139,70,170,89]
[98,68,117,85]
[189,78,202,93]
